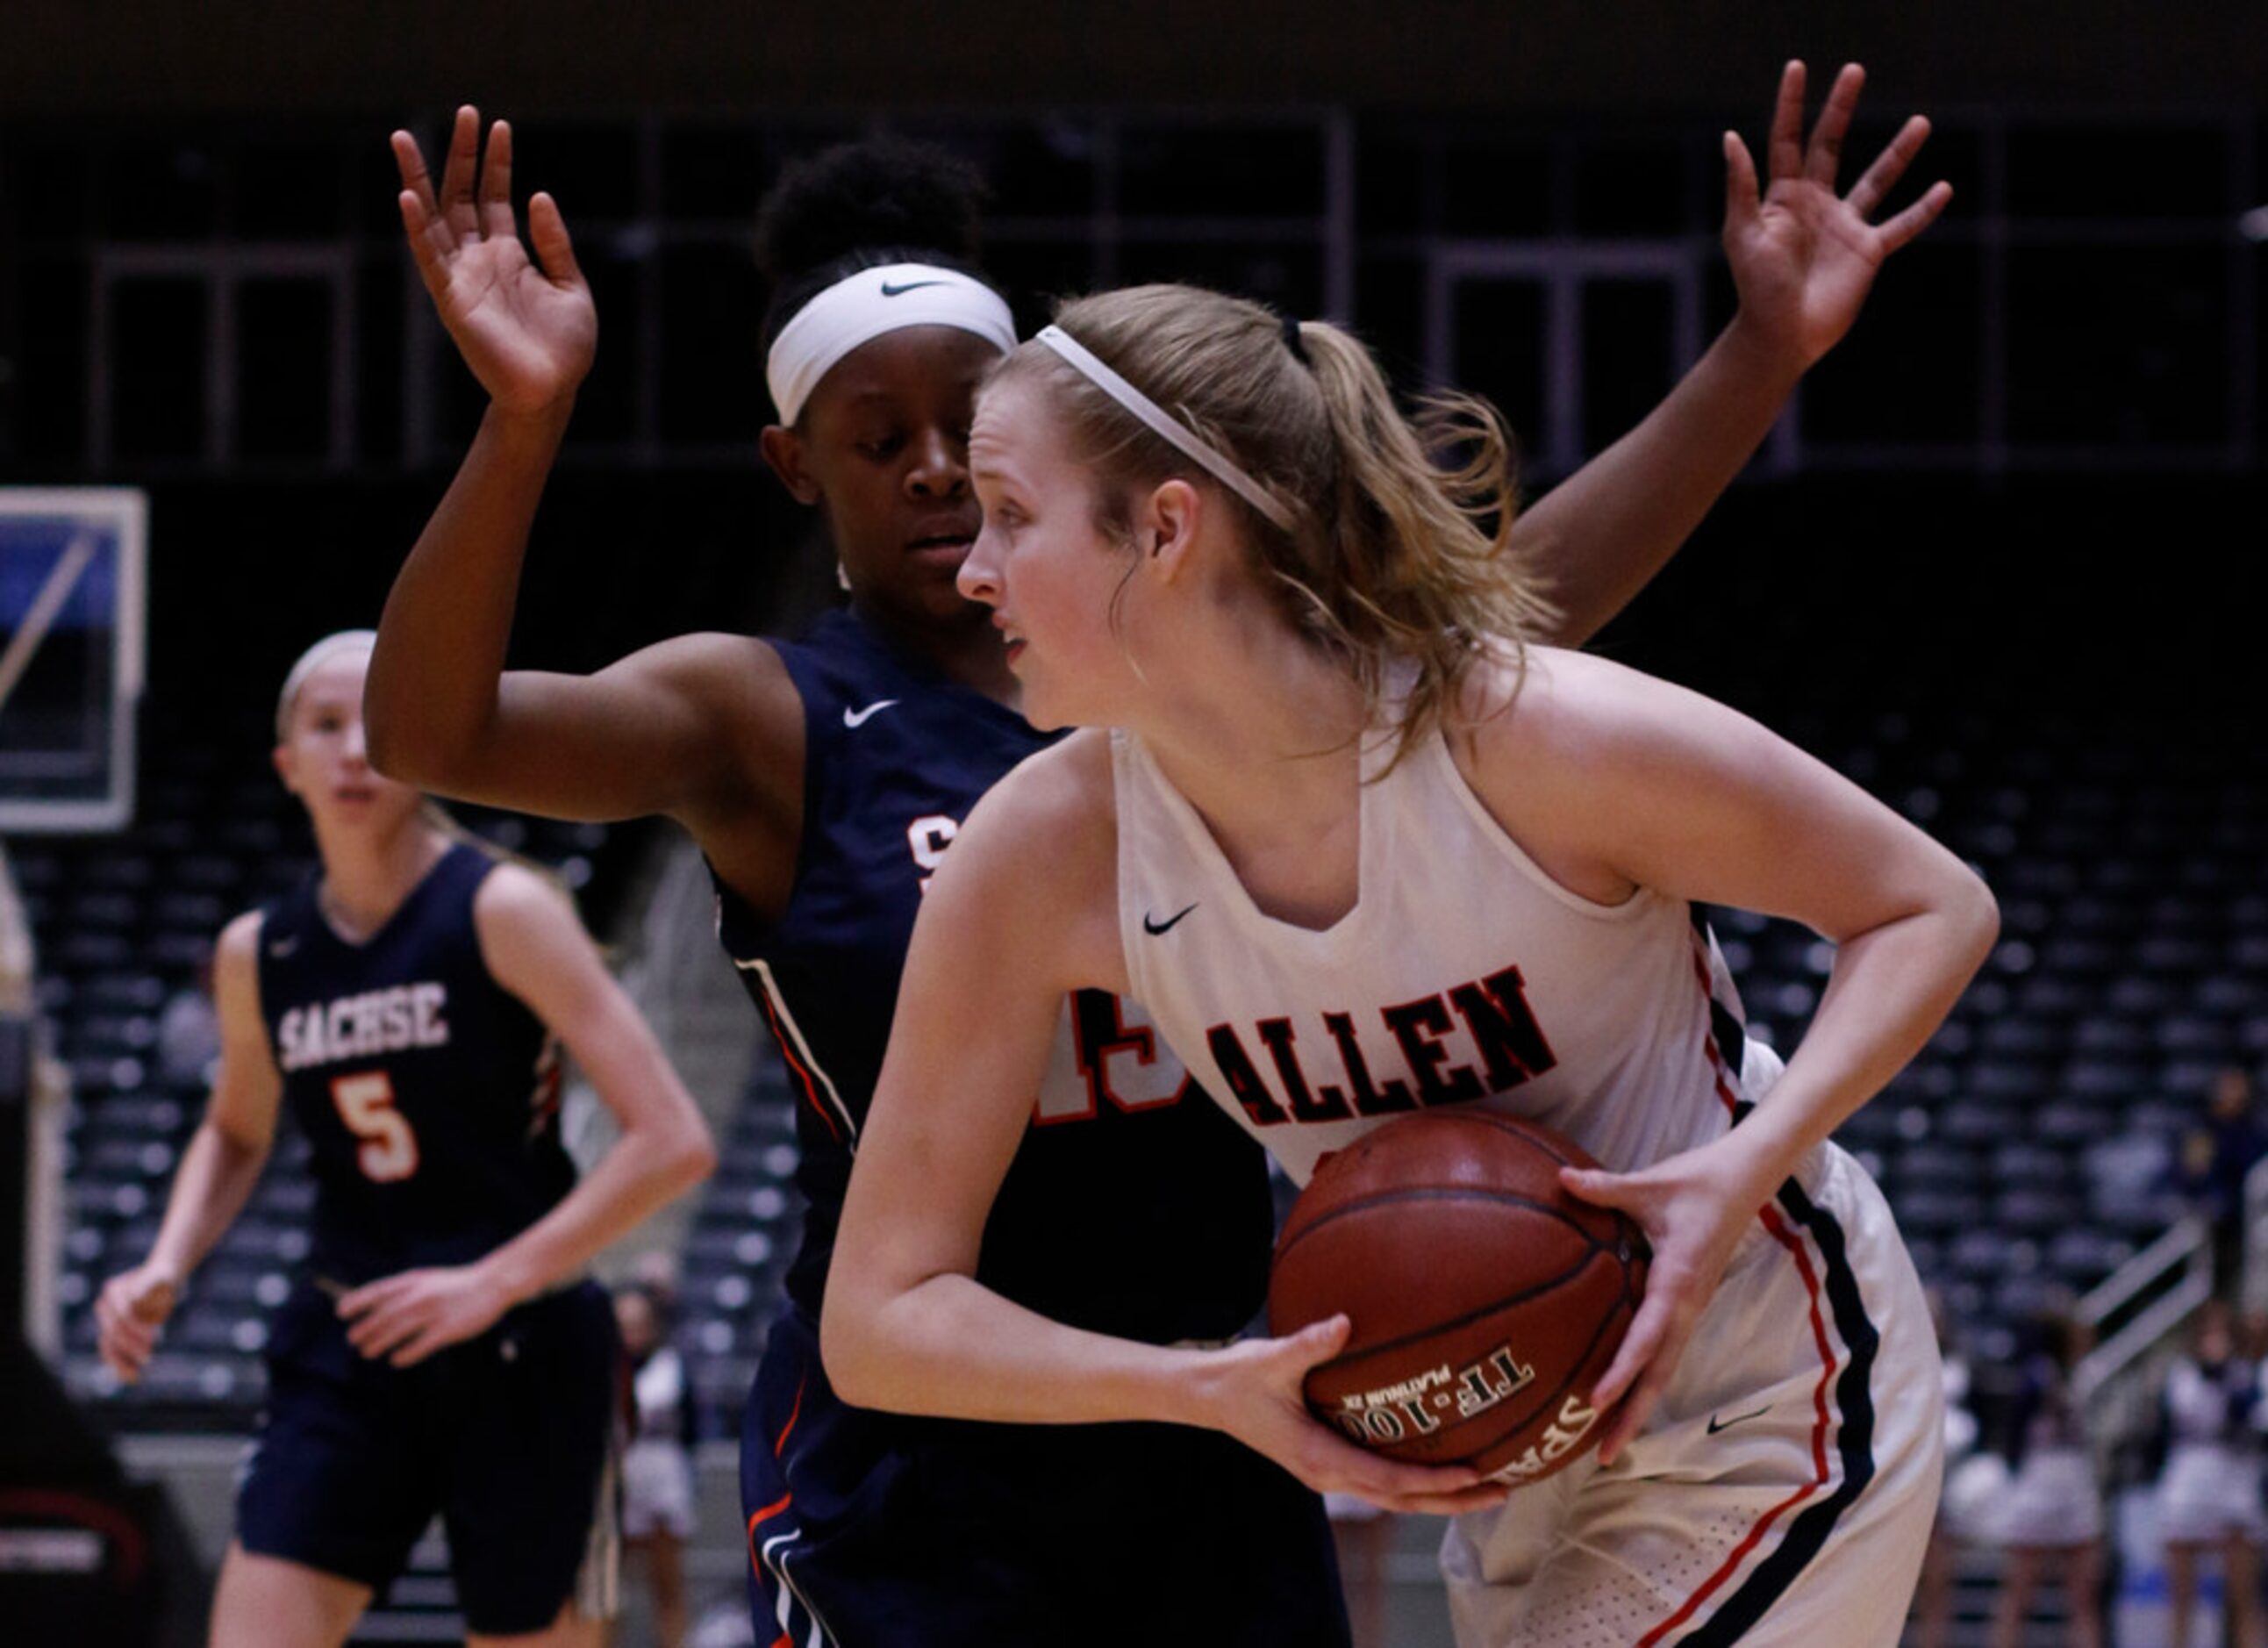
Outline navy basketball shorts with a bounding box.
[743,1305,1353,1648]
[238,1278,619,1636]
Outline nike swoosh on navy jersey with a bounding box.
[1142,903,1199,935]
[268,936,299,957]
[879,280,949,297]
[843,699,900,728]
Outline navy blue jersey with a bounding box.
[256,843,574,1284]
[716,608,1274,1340]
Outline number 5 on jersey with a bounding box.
[332,1071,421,1182]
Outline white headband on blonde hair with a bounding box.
[275,629,376,740]
[1034,324,1297,533]
[766,262,1018,426]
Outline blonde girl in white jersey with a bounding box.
[821,166,1993,1648]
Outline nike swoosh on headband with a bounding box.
[765,263,1018,426]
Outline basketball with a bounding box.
[1267,1111,1649,1487]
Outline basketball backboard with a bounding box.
[0,490,147,835]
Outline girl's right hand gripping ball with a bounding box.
[1268,1110,1649,1486]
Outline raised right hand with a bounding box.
[95,1262,180,1384]
[1197,1315,1513,1516]
[392,106,597,415]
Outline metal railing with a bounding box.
[2071,1211,2213,1465]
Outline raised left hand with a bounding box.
[1723,61,1954,372]
[338,1262,516,1366]
[1559,1133,1780,1465]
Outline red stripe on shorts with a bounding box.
[1635,1202,1842,1644]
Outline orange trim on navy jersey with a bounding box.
[756,985,844,1145]
[775,1372,808,1459]
[748,1492,793,1536]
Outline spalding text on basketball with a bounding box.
[1331,1343,1538,1444]
[1486,1393,1601,1482]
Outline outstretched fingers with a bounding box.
[526,192,584,290]
[1722,131,1763,236]
[1843,113,1928,219]
[390,130,451,253]
[396,190,454,298]
[1804,62,1868,188]
[478,118,516,242]
[438,104,483,243]
[1766,61,1808,181]
[1873,181,1956,255]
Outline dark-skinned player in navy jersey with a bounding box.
[368,67,1950,1644]
[95,633,716,1648]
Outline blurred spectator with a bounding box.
[619,1280,696,1648]
[2156,1299,2264,1648]
[1918,1286,2002,1648]
[2177,1066,2267,1296]
[1987,1309,2103,1648]
[154,949,220,1087]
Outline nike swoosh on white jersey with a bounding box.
[843,699,900,728]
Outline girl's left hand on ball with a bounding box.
[1559,1134,1779,1465]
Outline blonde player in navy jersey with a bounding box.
[371,64,1952,1645]
[823,259,1996,1646]
[94,633,716,1648]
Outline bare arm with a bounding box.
[338,864,716,1365]
[1469,651,1997,1452]
[1513,62,1953,646]
[822,742,1504,1515]
[368,108,800,846]
[95,913,282,1381]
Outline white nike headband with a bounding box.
[766,262,1019,426]
[1034,325,1298,533]
[275,629,376,740]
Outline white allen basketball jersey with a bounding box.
[1113,722,1944,1646]
[1112,725,1800,1187]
